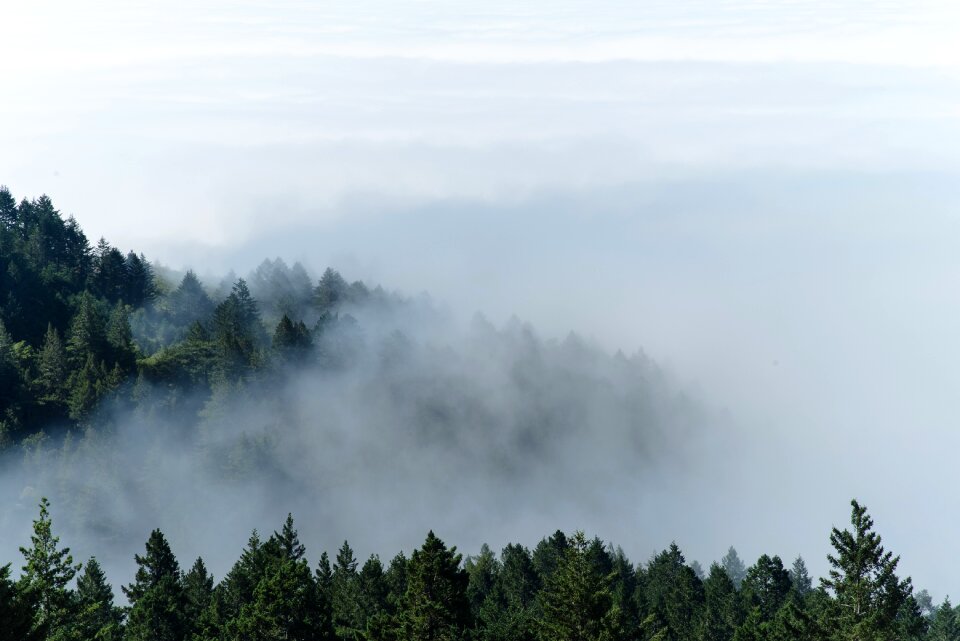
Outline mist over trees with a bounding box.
[0,497,942,641]
[1,190,943,638]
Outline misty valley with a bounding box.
[0,190,947,641]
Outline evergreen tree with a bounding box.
[105,301,136,371]
[0,563,40,641]
[68,353,102,421]
[740,554,791,623]
[75,557,123,641]
[37,324,68,405]
[18,497,81,641]
[333,540,364,641]
[123,528,186,641]
[536,531,613,641]
[67,291,106,365]
[398,531,471,641]
[790,556,813,599]
[702,562,741,641]
[927,597,959,641]
[642,543,704,641]
[168,270,214,327]
[184,557,214,635]
[314,268,349,313]
[720,547,747,590]
[466,544,500,619]
[821,499,916,641]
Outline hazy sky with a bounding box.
[5,0,960,597]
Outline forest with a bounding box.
[0,188,951,640]
[0,495,952,641]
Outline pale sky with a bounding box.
[5,0,960,597]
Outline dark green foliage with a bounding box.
[184,557,214,635]
[123,529,186,641]
[332,540,364,641]
[641,543,704,641]
[0,496,954,641]
[213,278,265,376]
[272,314,313,362]
[740,554,791,623]
[533,530,569,584]
[75,557,123,641]
[821,499,919,641]
[536,531,613,641]
[702,562,741,641]
[0,563,40,641]
[18,496,81,641]
[927,598,959,641]
[398,531,471,641]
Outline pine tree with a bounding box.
[702,563,741,641]
[398,531,471,641]
[642,543,704,641]
[18,497,81,641]
[105,301,136,372]
[720,547,747,590]
[333,540,364,641]
[75,557,123,641]
[314,268,349,312]
[821,499,916,641]
[0,563,40,641]
[68,353,101,421]
[37,324,68,404]
[168,270,214,327]
[466,544,500,618]
[184,557,214,635]
[67,291,105,365]
[123,529,186,641]
[740,554,791,623]
[790,556,813,598]
[927,597,959,641]
[536,531,613,641]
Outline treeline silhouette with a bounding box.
[1,498,944,641]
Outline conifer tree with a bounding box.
[67,291,106,365]
[184,557,214,635]
[466,544,500,618]
[123,528,186,641]
[702,563,741,641]
[0,563,40,641]
[75,557,123,641]
[720,547,747,590]
[536,531,613,641]
[740,554,791,623]
[927,597,959,641]
[37,324,68,405]
[106,301,136,371]
[333,540,364,641]
[790,556,813,599]
[18,497,81,641]
[398,531,471,641]
[821,499,916,641]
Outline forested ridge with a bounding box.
[5,189,946,640]
[0,497,948,641]
[0,186,395,446]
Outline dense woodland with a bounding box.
[0,496,952,641]
[0,186,396,446]
[2,189,950,639]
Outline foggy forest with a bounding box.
[6,1,960,639]
[0,190,952,640]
